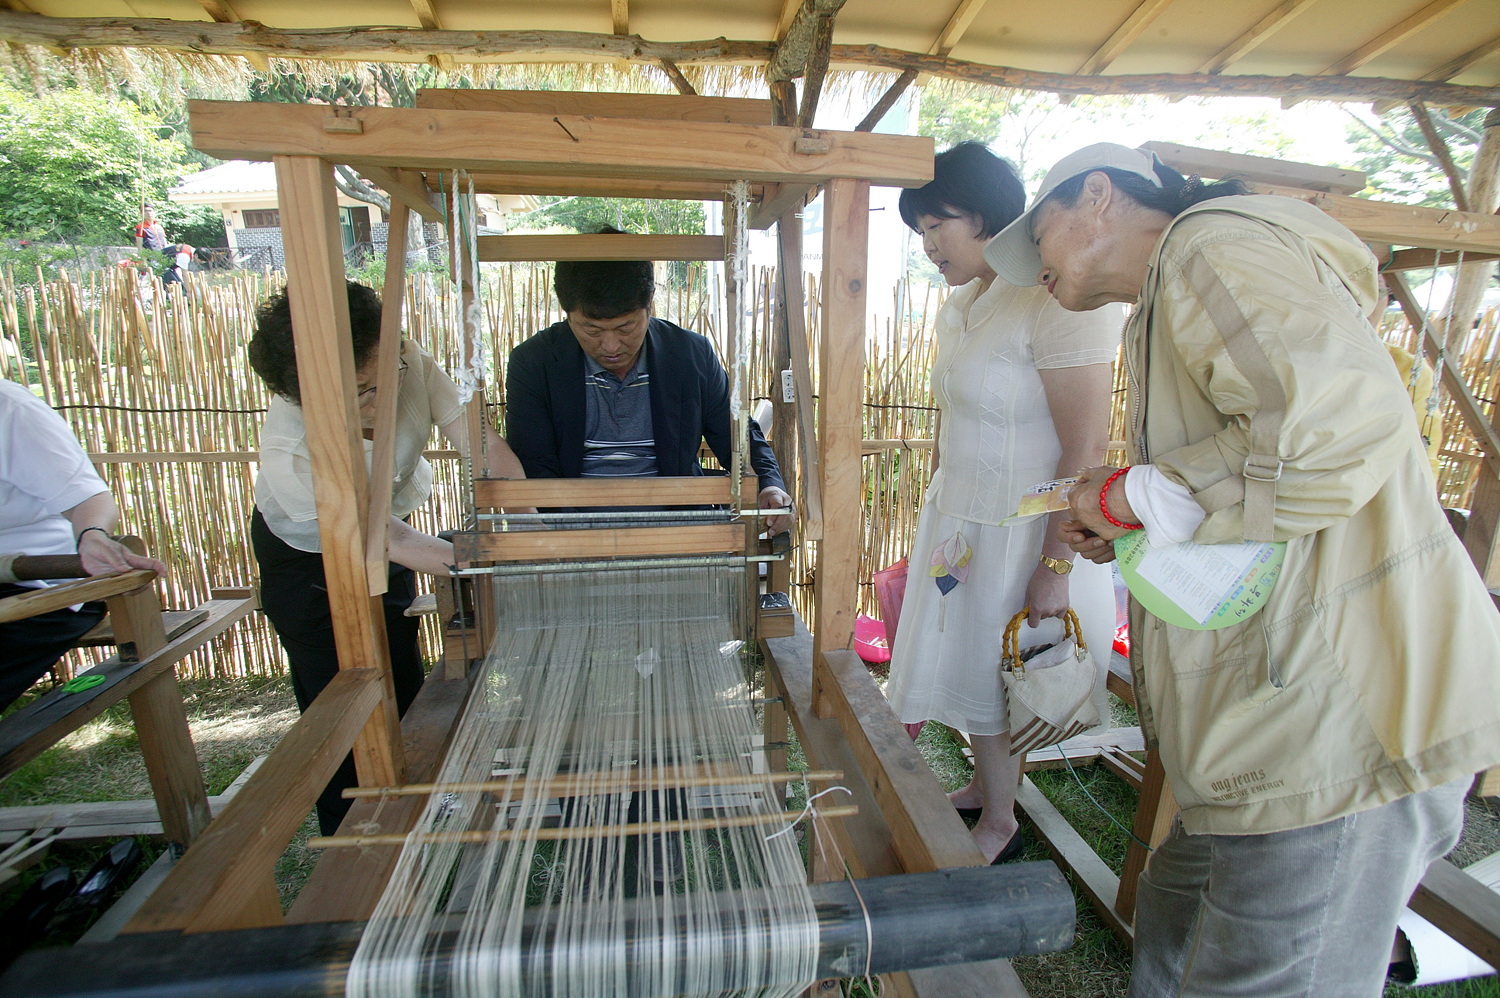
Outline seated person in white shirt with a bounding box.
[247,280,527,836]
[0,380,166,710]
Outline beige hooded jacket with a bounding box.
[1124,194,1500,835]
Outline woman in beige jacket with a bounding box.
[986,143,1500,998]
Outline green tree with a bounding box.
[525,196,706,237]
[0,81,216,244]
[1344,106,1484,207]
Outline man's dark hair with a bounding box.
[553,226,656,319]
[248,280,384,405]
[898,142,1026,239]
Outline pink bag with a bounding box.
[871,557,924,740]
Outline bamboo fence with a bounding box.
[1,261,1495,679]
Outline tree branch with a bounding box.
[333,164,390,212]
[1344,109,1441,166]
[1409,102,1470,211]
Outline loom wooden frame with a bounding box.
[93,94,1050,998]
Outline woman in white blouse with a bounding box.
[248,280,527,835]
[886,144,1122,864]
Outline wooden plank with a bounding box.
[0,597,253,779]
[364,198,410,597]
[1409,858,1500,971]
[456,171,750,201]
[929,0,989,55]
[1251,183,1500,254]
[1077,0,1175,75]
[453,523,746,564]
[1142,141,1366,195]
[1422,31,1500,82]
[1386,247,1500,270]
[761,618,902,880]
[414,89,775,124]
[812,179,869,668]
[776,207,823,539]
[120,583,210,849]
[1114,749,1177,924]
[287,661,471,923]
[78,608,209,649]
[908,959,1030,998]
[1016,776,1133,945]
[275,154,404,790]
[476,233,725,263]
[1021,725,1145,771]
[0,766,260,837]
[1477,767,1500,798]
[189,102,936,188]
[816,650,985,872]
[0,570,155,624]
[123,668,384,935]
[749,182,817,229]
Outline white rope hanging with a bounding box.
[727,180,752,511]
[451,169,487,404]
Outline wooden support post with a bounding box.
[811,179,868,697]
[274,155,403,789]
[777,209,823,539]
[110,585,211,849]
[364,198,410,596]
[1113,748,1177,925]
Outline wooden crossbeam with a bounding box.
[475,233,725,263]
[123,668,385,935]
[1321,0,1472,77]
[750,182,817,228]
[1386,247,1500,270]
[7,16,1500,106]
[453,523,747,564]
[414,88,775,125]
[1197,0,1321,75]
[0,569,155,623]
[474,475,757,508]
[1077,0,1175,75]
[457,171,749,201]
[1253,183,1500,254]
[188,102,934,188]
[353,164,442,223]
[1143,140,1366,195]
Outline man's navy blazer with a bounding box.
[505,317,785,491]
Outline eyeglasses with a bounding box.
[357,357,407,403]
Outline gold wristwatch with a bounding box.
[1039,554,1073,575]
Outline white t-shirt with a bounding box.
[254,340,464,552]
[0,379,109,559]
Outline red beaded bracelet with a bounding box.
[1099,467,1144,531]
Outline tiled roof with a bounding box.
[171,160,277,197]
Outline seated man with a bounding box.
[0,380,166,709]
[506,243,793,532]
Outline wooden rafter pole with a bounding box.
[929,0,987,56]
[1076,0,1174,75]
[192,0,268,72]
[1422,31,1500,82]
[4,15,1500,105]
[767,0,847,86]
[1320,0,1471,77]
[797,13,835,126]
[611,0,628,36]
[1197,0,1320,75]
[855,68,917,132]
[1409,102,1471,212]
[659,58,697,96]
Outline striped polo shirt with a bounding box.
[581,351,658,478]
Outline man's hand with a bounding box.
[77,530,167,578]
[1058,519,1117,564]
[758,486,794,535]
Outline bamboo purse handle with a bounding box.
[1002,607,1087,678]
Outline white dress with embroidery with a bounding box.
[885,279,1124,736]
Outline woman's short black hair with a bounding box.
[898,142,1026,239]
[247,280,384,405]
[554,226,656,319]
[1045,159,1249,218]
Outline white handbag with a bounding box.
[1000,607,1101,756]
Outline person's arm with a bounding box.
[63,491,168,577]
[388,516,453,576]
[1026,364,1112,624]
[438,415,537,515]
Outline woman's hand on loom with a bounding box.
[389,518,456,577]
[77,530,167,578]
[1024,564,1070,627]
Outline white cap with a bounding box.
[984,143,1166,287]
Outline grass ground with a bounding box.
[0,670,1496,997]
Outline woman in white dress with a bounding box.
[887,143,1122,863]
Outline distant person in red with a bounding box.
[132,206,166,253]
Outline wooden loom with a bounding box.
[0,92,1073,998]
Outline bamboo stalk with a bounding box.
[308,805,861,849]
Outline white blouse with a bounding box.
[929,279,1124,526]
[255,340,464,552]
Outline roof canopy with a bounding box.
[1,1,1497,107]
